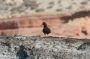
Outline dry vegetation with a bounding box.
[0,0,89,18]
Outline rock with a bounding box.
[0,36,90,59]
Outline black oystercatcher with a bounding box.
[42,22,51,36]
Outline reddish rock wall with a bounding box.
[0,14,90,38]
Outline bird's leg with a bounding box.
[44,34,46,37]
[44,34,47,37]
[46,34,48,37]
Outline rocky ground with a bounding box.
[0,36,90,59]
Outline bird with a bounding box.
[42,22,51,36]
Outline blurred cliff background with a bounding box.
[0,0,90,59]
[0,0,90,38]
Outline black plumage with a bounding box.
[42,22,51,35]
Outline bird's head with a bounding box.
[42,22,47,27]
[42,22,46,25]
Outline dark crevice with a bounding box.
[77,42,90,50]
[0,21,18,30]
[61,10,90,23]
[16,45,29,59]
